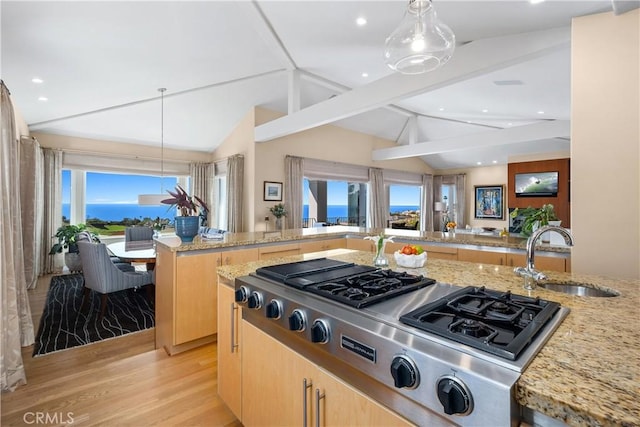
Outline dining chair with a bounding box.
[125,226,154,250]
[77,241,154,319]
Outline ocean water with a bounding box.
[63,204,420,222]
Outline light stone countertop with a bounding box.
[216,249,639,427]
[155,225,571,254]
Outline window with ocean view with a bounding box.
[62,170,184,236]
[388,184,421,230]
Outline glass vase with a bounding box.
[373,241,389,268]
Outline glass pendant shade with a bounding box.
[138,194,166,205]
[384,0,455,74]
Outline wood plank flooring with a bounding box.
[1,274,243,427]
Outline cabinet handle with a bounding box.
[315,388,325,427]
[303,378,312,427]
[230,303,238,353]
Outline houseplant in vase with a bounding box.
[269,203,287,231]
[510,204,560,239]
[161,185,209,243]
[49,223,99,272]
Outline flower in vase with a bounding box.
[446,221,457,230]
[364,232,395,256]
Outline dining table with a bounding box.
[107,240,156,271]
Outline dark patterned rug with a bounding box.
[33,273,154,356]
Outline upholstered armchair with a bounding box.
[77,241,154,319]
[75,231,134,272]
[124,226,154,250]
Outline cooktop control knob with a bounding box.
[266,299,283,319]
[436,375,473,416]
[288,309,306,332]
[247,291,263,310]
[234,286,249,303]
[311,319,330,344]
[390,355,419,389]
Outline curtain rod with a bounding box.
[59,147,193,164]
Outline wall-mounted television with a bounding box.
[514,171,558,197]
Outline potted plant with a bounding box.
[161,185,209,243]
[510,204,559,237]
[269,203,287,230]
[49,224,99,271]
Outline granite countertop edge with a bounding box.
[155,226,571,254]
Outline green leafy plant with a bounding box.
[161,185,209,217]
[269,203,287,218]
[510,204,558,237]
[49,224,99,255]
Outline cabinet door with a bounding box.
[259,243,300,260]
[218,283,242,420]
[385,241,405,254]
[175,252,220,344]
[458,248,506,265]
[221,248,260,266]
[242,322,316,426]
[299,238,346,254]
[346,238,375,252]
[315,368,413,427]
[507,253,566,272]
[424,244,458,261]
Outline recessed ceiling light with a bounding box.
[529,0,545,4]
[482,109,489,113]
[507,122,513,126]
[537,111,545,114]
[32,77,43,84]
[492,160,498,164]
[477,162,482,165]
[438,107,445,111]
[38,96,48,101]
[361,72,368,78]
[356,17,367,26]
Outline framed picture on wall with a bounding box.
[263,181,283,201]
[474,185,504,219]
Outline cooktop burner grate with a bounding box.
[399,286,561,360]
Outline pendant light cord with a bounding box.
[159,88,166,193]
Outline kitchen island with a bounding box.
[215,249,639,427]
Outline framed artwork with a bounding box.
[474,185,504,219]
[263,181,283,201]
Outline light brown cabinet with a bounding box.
[217,281,242,420]
[424,244,458,261]
[241,322,412,427]
[258,243,300,260]
[155,245,258,355]
[346,237,374,252]
[298,238,346,254]
[506,252,566,272]
[458,248,506,265]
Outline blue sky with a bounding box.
[64,171,421,206]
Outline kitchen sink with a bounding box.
[538,281,619,297]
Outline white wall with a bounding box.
[571,10,639,279]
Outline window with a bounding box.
[388,184,421,230]
[304,178,367,226]
[62,169,187,236]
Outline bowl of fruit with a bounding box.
[394,244,427,268]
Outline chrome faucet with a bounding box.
[514,225,574,283]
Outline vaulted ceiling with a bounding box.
[2,0,622,169]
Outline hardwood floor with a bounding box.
[1,274,242,427]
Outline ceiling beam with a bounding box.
[372,120,571,161]
[255,27,571,142]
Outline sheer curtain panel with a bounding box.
[284,156,304,229]
[19,137,44,288]
[1,80,34,392]
[41,149,62,274]
[190,162,214,226]
[226,155,244,233]
[368,168,387,229]
[421,174,434,231]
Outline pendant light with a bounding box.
[384,0,455,74]
[138,88,168,205]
